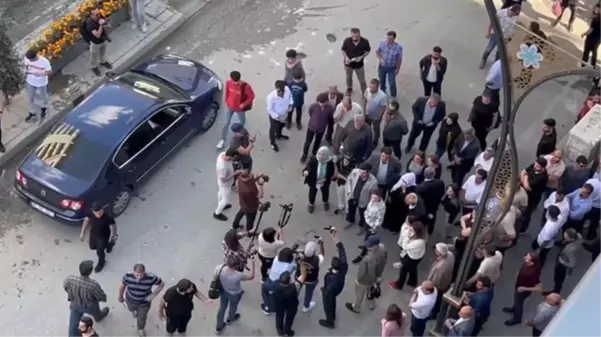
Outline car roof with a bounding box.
[62,80,163,148]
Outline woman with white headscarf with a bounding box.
[302,146,336,213]
[382,172,417,234]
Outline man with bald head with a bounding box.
[409,280,438,336]
[416,167,445,234]
[525,293,562,336]
[332,96,362,157]
[340,113,373,162]
[445,306,474,336]
[321,85,344,108]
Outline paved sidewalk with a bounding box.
[0,0,212,167]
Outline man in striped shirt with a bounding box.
[118,263,164,337]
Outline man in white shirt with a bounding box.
[24,49,52,124]
[460,169,487,215]
[214,148,237,221]
[534,205,562,267]
[479,4,521,69]
[466,247,503,287]
[541,190,570,228]
[409,281,437,337]
[266,80,293,152]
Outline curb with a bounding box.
[0,0,214,169]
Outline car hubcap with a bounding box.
[113,190,130,214]
[202,105,218,130]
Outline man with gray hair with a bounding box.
[449,129,481,185]
[525,293,563,336]
[416,167,445,234]
[405,94,447,153]
[427,243,455,319]
[340,113,373,162]
[332,96,363,157]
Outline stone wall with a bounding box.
[563,104,601,163]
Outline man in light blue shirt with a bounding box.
[364,79,388,146]
[584,177,600,240]
[485,59,502,105]
[375,31,403,98]
[565,183,594,233]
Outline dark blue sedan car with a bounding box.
[14,54,221,223]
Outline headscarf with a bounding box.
[316,146,332,181]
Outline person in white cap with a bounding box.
[297,240,325,313]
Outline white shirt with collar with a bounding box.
[543,192,570,226]
[377,160,388,184]
[410,286,437,319]
[266,86,293,120]
[462,175,486,204]
[537,217,562,249]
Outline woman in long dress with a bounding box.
[382,172,417,234]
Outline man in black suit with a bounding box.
[367,147,402,200]
[449,129,481,186]
[418,46,448,97]
[405,94,446,153]
[415,167,445,235]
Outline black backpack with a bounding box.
[208,264,226,299]
[80,16,92,43]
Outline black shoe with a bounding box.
[106,245,113,254]
[213,213,228,221]
[318,319,334,329]
[271,143,279,152]
[278,134,290,140]
[296,122,302,130]
[25,113,36,122]
[226,313,241,324]
[300,154,307,163]
[277,329,284,337]
[40,108,47,120]
[0,143,5,153]
[92,67,102,76]
[502,307,514,314]
[285,330,295,337]
[223,204,232,211]
[504,319,521,326]
[215,327,224,334]
[100,62,113,69]
[98,307,110,321]
[345,302,359,313]
[308,204,315,213]
[334,209,342,215]
[94,262,105,273]
[346,88,353,95]
[324,202,330,211]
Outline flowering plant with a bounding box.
[30,0,127,60]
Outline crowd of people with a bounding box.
[59,2,601,337]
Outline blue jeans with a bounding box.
[216,290,243,330]
[410,314,428,337]
[302,282,318,308]
[481,34,499,62]
[220,109,247,140]
[378,65,397,97]
[261,279,276,312]
[68,303,104,337]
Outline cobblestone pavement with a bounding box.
[0,0,595,336]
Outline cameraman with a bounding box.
[222,228,254,272]
[319,229,348,329]
[229,123,255,171]
[261,247,297,314]
[258,227,285,281]
[297,239,325,313]
[232,170,266,231]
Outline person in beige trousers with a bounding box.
[345,235,387,313]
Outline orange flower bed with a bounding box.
[30,0,127,60]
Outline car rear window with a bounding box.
[116,71,187,101]
[35,124,112,181]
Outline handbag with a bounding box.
[552,1,562,17]
[208,264,226,299]
[240,82,253,111]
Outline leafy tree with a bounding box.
[0,14,25,104]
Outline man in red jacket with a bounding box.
[217,71,256,149]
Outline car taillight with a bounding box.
[61,199,85,211]
[15,170,28,187]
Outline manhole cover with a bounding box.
[326,33,337,43]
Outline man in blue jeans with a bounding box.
[64,260,109,337]
[215,255,256,334]
[216,71,256,149]
[479,4,521,69]
[375,31,403,98]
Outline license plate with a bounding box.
[30,201,55,217]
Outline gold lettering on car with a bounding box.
[36,123,80,168]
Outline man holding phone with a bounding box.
[84,8,113,76]
[319,228,348,329]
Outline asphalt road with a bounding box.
[0,0,595,335]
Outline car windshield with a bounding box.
[35,126,112,181]
[115,70,187,101]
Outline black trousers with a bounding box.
[346,199,366,227]
[585,207,600,240]
[566,218,586,234]
[382,138,402,159]
[275,304,297,335]
[232,209,257,231]
[422,79,442,97]
[166,312,191,334]
[472,124,489,151]
[556,2,576,25]
[430,286,448,317]
[406,122,437,152]
[472,316,487,336]
[269,117,285,145]
[89,237,114,266]
[531,239,551,268]
[582,37,600,68]
[510,288,532,321]
[286,105,303,125]
[520,196,542,233]
[322,291,337,325]
[302,129,324,157]
[395,255,421,289]
[552,262,568,294]
[532,327,543,337]
[308,184,330,205]
[258,253,274,281]
[450,166,470,186]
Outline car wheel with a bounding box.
[200,102,219,132]
[111,188,132,217]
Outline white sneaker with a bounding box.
[302,301,316,313]
[141,23,148,33]
[216,139,225,149]
[132,22,137,30]
[393,262,403,269]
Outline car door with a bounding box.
[147,104,197,160]
[113,122,164,185]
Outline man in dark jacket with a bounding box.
[536,118,557,157]
[301,93,335,162]
[449,129,481,185]
[321,85,344,109]
[367,147,402,200]
[435,112,462,161]
[340,114,373,162]
[469,90,499,151]
[405,94,446,153]
[381,100,409,159]
[560,156,590,194]
[416,167,445,235]
[274,265,308,336]
[419,46,448,96]
[318,230,348,329]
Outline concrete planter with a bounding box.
[49,6,130,78]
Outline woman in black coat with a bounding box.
[435,112,462,162]
[302,146,336,213]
